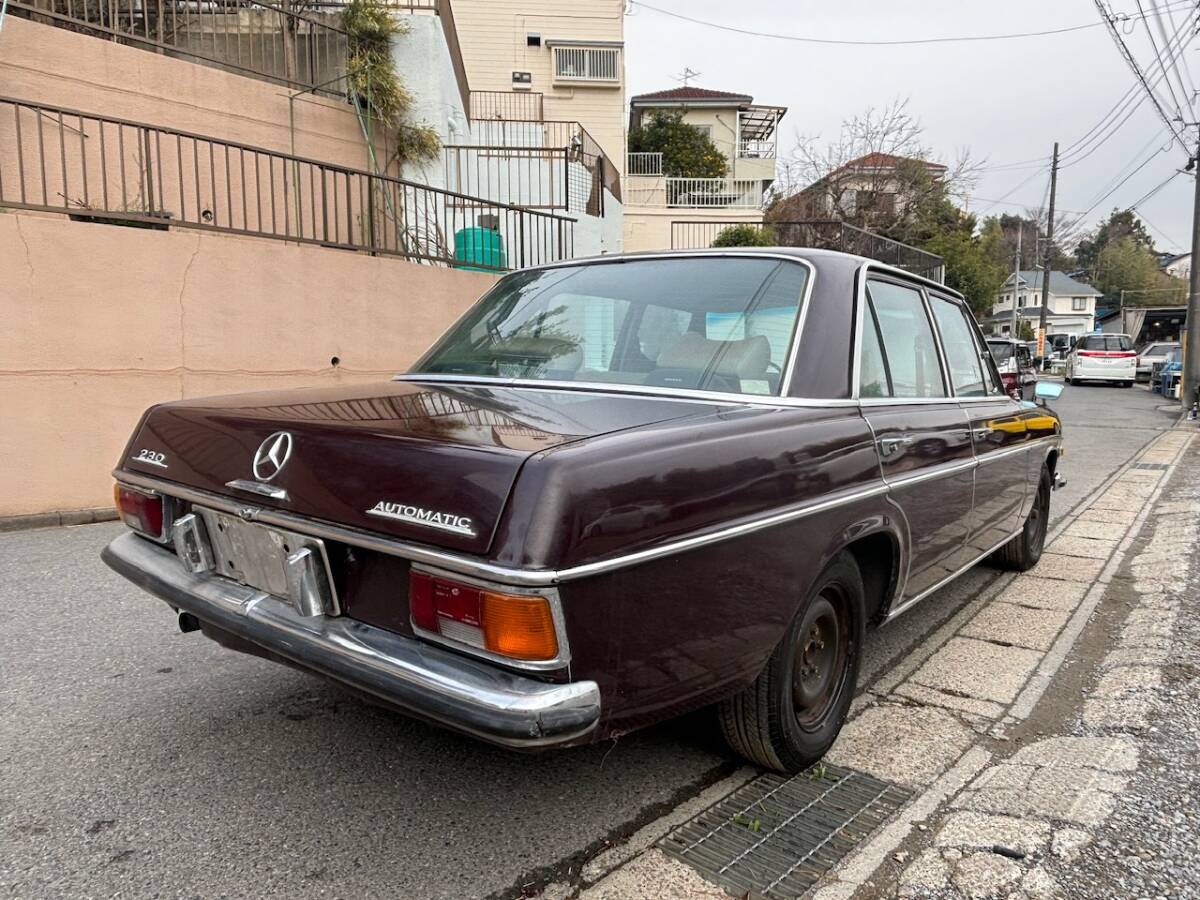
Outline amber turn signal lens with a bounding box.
[481,592,558,661]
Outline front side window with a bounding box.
[1072,297,1088,311]
[863,280,946,398]
[411,257,809,396]
[930,295,987,396]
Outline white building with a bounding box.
[1161,252,1191,280]
[621,86,785,252]
[982,270,1102,337]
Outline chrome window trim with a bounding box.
[399,252,817,403]
[409,563,572,672]
[390,374,861,409]
[115,470,888,587]
[853,262,1010,406]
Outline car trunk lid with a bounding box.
[119,380,709,555]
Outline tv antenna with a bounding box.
[671,67,702,87]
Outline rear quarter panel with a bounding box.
[497,404,900,734]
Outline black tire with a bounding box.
[1121,381,1133,388]
[1064,374,1073,385]
[718,554,865,773]
[990,465,1052,571]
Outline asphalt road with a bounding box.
[0,383,1181,900]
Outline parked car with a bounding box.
[1065,333,1136,387]
[1044,332,1074,366]
[986,337,1038,400]
[102,251,1065,773]
[1135,341,1181,382]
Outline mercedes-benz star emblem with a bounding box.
[252,431,293,482]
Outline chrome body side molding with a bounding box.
[115,469,889,587]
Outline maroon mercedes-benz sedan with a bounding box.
[103,250,1064,772]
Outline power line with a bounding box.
[1137,0,1188,119]
[1126,167,1184,209]
[1093,0,1190,153]
[976,4,1196,178]
[1059,5,1197,169]
[1077,140,1172,220]
[630,0,1193,47]
[1133,207,1185,249]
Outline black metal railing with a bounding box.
[469,91,544,122]
[8,0,350,95]
[670,219,945,282]
[0,96,575,270]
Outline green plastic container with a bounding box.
[453,226,506,272]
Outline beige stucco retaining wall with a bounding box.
[0,212,496,517]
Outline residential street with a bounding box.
[0,382,1186,900]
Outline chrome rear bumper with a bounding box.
[101,532,601,748]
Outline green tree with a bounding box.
[1018,320,1034,341]
[891,192,1006,315]
[712,224,775,247]
[628,112,728,178]
[1093,236,1172,299]
[1076,209,1155,276]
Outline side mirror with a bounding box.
[1034,381,1064,406]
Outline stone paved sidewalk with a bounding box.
[569,424,1196,900]
[821,426,1199,899]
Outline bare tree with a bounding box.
[769,99,979,236]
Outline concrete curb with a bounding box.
[0,507,119,533]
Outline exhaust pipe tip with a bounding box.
[178,612,201,634]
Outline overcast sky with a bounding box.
[625,0,1196,256]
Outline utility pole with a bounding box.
[1185,124,1200,408]
[1009,225,1023,338]
[1037,143,1059,366]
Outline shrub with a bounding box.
[712,224,775,247]
[628,112,728,178]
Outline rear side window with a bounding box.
[863,280,946,398]
[987,341,1014,363]
[929,295,987,396]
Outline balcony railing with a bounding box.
[624,177,763,209]
[737,139,776,159]
[469,91,544,122]
[8,0,350,95]
[669,219,944,282]
[444,145,593,214]
[470,118,621,208]
[626,152,663,176]
[0,96,575,271]
[6,0,469,110]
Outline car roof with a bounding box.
[520,247,963,301]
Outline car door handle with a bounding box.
[878,436,914,457]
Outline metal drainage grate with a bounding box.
[1133,462,1169,471]
[660,764,911,900]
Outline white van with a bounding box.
[1065,333,1136,387]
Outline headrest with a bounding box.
[657,332,771,379]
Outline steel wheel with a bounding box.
[792,591,850,730]
[1025,469,1050,556]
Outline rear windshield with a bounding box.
[1079,335,1134,351]
[986,341,1014,363]
[410,258,810,396]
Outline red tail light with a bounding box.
[1078,351,1136,358]
[408,570,560,663]
[114,484,166,540]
